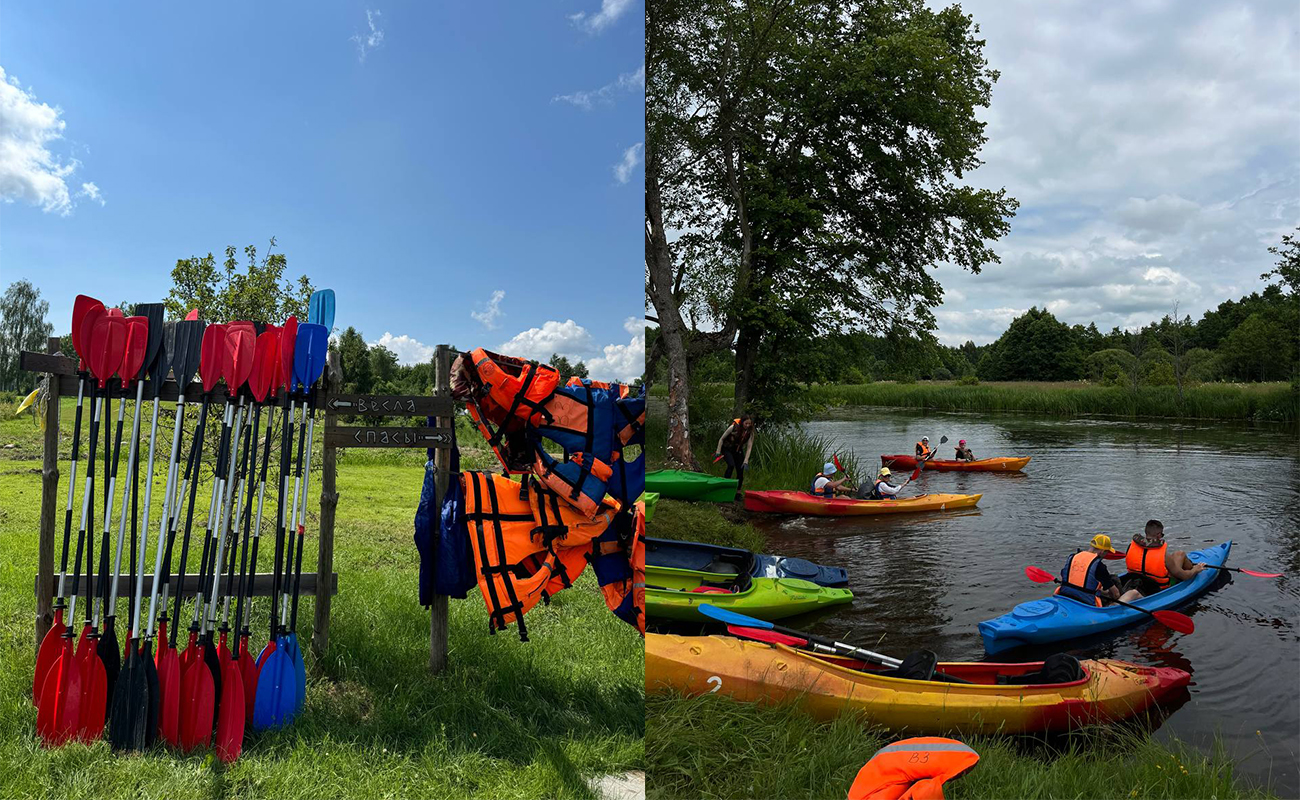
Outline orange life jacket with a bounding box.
[847,737,980,800]
[462,471,615,640]
[916,441,930,459]
[1126,540,1170,588]
[591,502,645,635]
[567,376,633,398]
[1054,551,1103,607]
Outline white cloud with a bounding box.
[77,182,104,206]
[553,64,644,109]
[613,142,643,185]
[569,0,634,34]
[370,331,434,365]
[470,289,506,330]
[499,319,594,362]
[0,67,94,216]
[586,317,646,382]
[351,9,385,63]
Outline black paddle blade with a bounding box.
[108,644,149,751]
[100,622,121,705]
[172,319,206,393]
[136,303,165,382]
[204,635,223,720]
[152,322,177,398]
[143,641,160,745]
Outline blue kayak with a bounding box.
[978,541,1231,655]
[645,537,849,588]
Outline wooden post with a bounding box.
[313,349,341,658]
[428,344,452,674]
[35,337,62,648]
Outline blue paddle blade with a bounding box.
[251,640,297,730]
[292,323,328,394]
[308,289,335,331]
[285,633,307,718]
[697,603,774,630]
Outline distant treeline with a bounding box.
[650,284,1299,388]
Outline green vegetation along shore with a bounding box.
[0,398,642,799]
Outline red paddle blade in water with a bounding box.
[200,324,228,394]
[1152,610,1195,634]
[36,644,82,746]
[1239,568,1283,578]
[279,316,298,392]
[119,316,149,387]
[223,321,256,393]
[726,625,808,648]
[1025,566,1055,583]
[214,662,246,762]
[33,616,68,705]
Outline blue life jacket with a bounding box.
[811,473,834,497]
[414,432,476,603]
[869,479,889,500]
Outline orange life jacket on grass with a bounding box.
[847,737,979,800]
[1126,540,1170,588]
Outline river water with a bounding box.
[750,408,1299,795]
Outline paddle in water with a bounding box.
[1023,566,1195,634]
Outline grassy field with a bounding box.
[0,396,643,799]
[646,693,1275,799]
[650,380,1299,423]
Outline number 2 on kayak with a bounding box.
[707,676,722,694]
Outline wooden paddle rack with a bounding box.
[22,338,458,675]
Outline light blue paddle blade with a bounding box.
[308,289,335,331]
[251,641,298,730]
[697,603,775,630]
[293,323,328,394]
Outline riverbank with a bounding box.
[0,398,643,799]
[646,693,1276,799]
[649,380,1299,423]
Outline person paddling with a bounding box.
[1057,535,1143,606]
[715,414,755,493]
[1120,520,1206,597]
[858,467,905,500]
[915,436,933,462]
[810,461,850,498]
[954,439,975,461]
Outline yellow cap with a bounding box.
[878,467,891,477]
[1090,534,1118,553]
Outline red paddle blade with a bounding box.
[71,296,104,371]
[36,645,81,746]
[223,321,256,393]
[200,324,228,394]
[727,625,808,647]
[1103,550,1127,560]
[179,654,216,750]
[120,316,149,385]
[1152,610,1195,634]
[1025,566,1056,583]
[185,308,199,321]
[33,621,68,705]
[250,326,281,401]
[833,454,844,473]
[107,307,124,318]
[157,646,182,747]
[239,641,260,720]
[279,316,298,392]
[713,454,724,463]
[1239,568,1283,578]
[215,662,246,762]
[74,646,107,741]
[89,315,128,389]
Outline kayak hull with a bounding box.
[646,469,738,503]
[646,634,1190,734]
[882,455,1031,472]
[642,491,660,521]
[744,491,981,516]
[978,542,1231,655]
[646,536,849,588]
[645,569,853,622]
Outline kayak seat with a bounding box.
[695,573,752,594]
[702,556,744,577]
[996,653,1084,686]
[884,649,938,682]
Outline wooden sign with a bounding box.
[324,425,453,449]
[325,393,453,417]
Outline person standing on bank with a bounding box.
[715,414,756,493]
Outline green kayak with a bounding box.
[645,564,854,622]
[641,491,660,521]
[645,469,738,502]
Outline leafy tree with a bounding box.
[1219,313,1291,381]
[336,326,373,394]
[370,344,399,388]
[166,238,313,323]
[548,354,589,384]
[1263,227,1299,296]
[0,280,54,390]
[977,308,1083,381]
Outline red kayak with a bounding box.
[882,455,1031,472]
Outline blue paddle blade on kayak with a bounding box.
[292,323,329,395]
[308,289,335,331]
[251,638,297,730]
[697,603,775,631]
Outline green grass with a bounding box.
[649,381,1300,423]
[645,500,766,553]
[646,694,1276,799]
[0,398,643,799]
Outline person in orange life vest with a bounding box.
[1120,519,1206,597]
[915,436,932,460]
[953,440,975,461]
[715,414,756,492]
[858,467,904,500]
[811,461,851,497]
[1057,535,1144,606]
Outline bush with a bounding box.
[842,367,870,384]
[1143,361,1177,386]
[932,366,953,381]
[895,373,917,385]
[956,374,979,386]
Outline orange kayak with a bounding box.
[882,455,1031,472]
[744,491,980,516]
[646,634,1190,734]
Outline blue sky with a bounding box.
[1,2,645,380]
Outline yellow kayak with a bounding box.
[646,634,1191,734]
[744,491,981,516]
